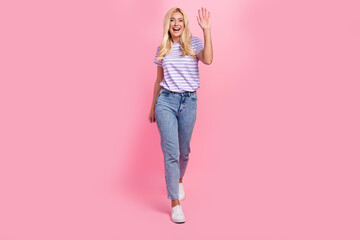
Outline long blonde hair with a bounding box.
[156,7,197,62]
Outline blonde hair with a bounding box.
[156,7,197,62]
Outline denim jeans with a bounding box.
[155,87,197,200]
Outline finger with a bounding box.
[198,9,202,20]
[205,8,209,18]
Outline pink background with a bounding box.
[1,0,359,239]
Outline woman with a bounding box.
[148,7,213,223]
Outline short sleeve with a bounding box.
[192,37,204,55]
[154,46,162,67]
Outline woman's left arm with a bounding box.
[197,7,213,65]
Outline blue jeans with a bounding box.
[155,87,197,200]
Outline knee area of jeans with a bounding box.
[180,151,190,157]
[180,154,189,161]
[167,154,180,161]
[165,152,180,161]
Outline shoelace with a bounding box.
[173,206,182,214]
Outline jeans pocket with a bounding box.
[157,90,169,102]
[190,93,197,101]
[161,91,171,97]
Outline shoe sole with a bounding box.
[171,218,186,223]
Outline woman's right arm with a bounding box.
[148,66,164,123]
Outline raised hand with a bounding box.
[196,7,211,30]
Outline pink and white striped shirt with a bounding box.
[154,36,204,93]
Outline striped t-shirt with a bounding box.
[154,36,204,93]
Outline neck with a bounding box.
[172,37,180,43]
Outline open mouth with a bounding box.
[173,28,181,33]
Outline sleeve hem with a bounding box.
[154,61,162,67]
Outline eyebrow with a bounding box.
[171,17,183,19]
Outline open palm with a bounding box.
[196,7,211,30]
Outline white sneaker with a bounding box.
[171,205,186,223]
[179,182,185,201]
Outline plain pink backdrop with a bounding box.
[0,0,359,239]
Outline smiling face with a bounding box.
[169,11,184,42]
